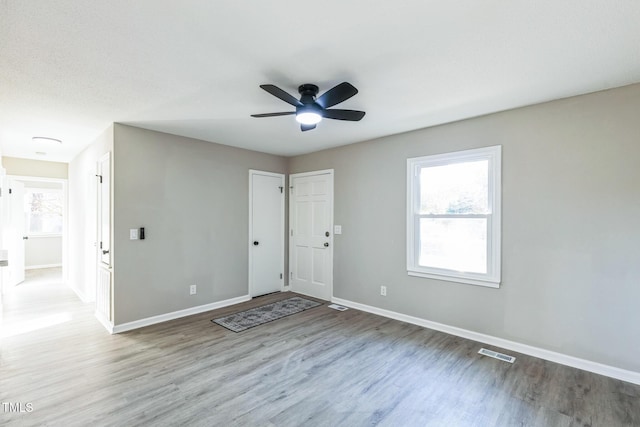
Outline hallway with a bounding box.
[1,268,94,339]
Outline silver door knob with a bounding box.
[324,242,329,247]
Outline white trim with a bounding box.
[408,271,500,288]
[111,294,251,334]
[406,145,502,288]
[94,310,114,334]
[248,170,285,297]
[70,281,90,303]
[25,263,62,270]
[289,168,334,179]
[331,297,640,386]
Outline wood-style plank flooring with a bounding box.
[1,269,639,426]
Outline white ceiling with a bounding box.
[2,1,640,162]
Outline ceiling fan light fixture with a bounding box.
[32,136,62,144]
[252,82,364,132]
[295,111,322,125]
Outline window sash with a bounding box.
[407,146,501,288]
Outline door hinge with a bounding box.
[280,273,283,279]
[290,229,293,237]
[290,272,293,280]
[9,188,12,194]
[279,186,283,193]
[99,241,103,249]
[96,174,102,183]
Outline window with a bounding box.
[407,146,501,287]
[24,189,63,235]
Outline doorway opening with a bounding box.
[1,175,68,302]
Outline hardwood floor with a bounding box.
[1,270,639,426]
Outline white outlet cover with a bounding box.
[334,225,342,235]
[129,229,139,240]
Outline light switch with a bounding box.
[334,225,342,235]
[130,229,139,240]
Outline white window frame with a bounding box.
[25,187,64,237]
[407,145,501,288]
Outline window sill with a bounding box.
[407,270,500,288]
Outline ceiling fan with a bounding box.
[251,82,366,131]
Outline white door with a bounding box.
[96,153,112,323]
[289,170,333,301]
[6,179,26,286]
[249,170,284,297]
[98,153,111,266]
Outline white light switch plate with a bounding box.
[130,229,139,240]
[334,225,342,235]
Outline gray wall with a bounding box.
[112,124,287,324]
[3,157,68,179]
[289,83,640,372]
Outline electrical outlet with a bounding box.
[190,285,197,295]
[380,285,387,296]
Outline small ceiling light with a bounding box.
[32,136,62,144]
[295,112,322,125]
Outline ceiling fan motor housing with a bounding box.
[298,84,319,104]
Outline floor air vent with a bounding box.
[327,304,348,311]
[478,348,516,363]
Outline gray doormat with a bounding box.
[211,296,322,332]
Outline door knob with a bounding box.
[325,231,330,237]
[324,242,329,247]
[102,250,110,254]
[23,236,29,240]
[253,241,259,246]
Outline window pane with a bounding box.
[419,218,487,273]
[25,191,63,234]
[419,160,488,214]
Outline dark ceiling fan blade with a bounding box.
[251,112,295,118]
[322,109,366,121]
[316,82,358,109]
[259,84,303,107]
[301,123,316,132]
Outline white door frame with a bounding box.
[288,169,334,300]
[248,170,285,297]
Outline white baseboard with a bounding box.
[112,294,251,334]
[25,264,62,270]
[94,310,114,334]
[331,297,640,386]
[70,285,89,303]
